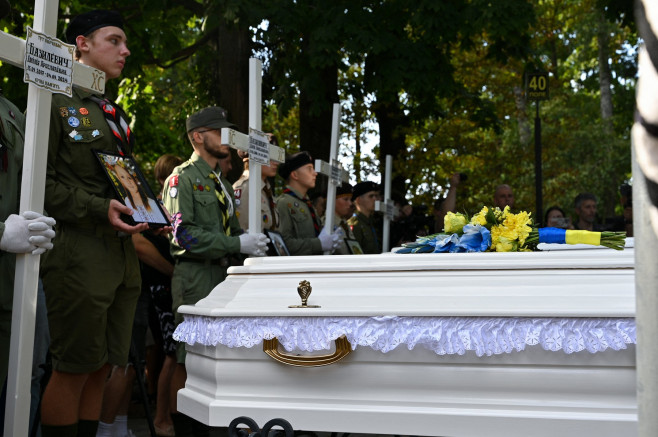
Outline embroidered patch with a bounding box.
[263,214,269,223]
[68,129,78,139]
[67,107,76,115]
[234,189,242,199]
[300,208,305,213]
[81,117,92,127]
[169,175,178,187]
[235,199,241,206]
[92,130,100,137]
[79,107,89,115]
[68,117,80,127]
[59,107,68,117]
[169,187,178,198]
[205,185,211,192]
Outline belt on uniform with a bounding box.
[176,257,230,267]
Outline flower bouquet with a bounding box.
[396,206,626,254]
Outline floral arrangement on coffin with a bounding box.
[396,206,626,254]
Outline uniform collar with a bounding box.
[284,186,307,200]
[190,151,220,176]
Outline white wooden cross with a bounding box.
[374,155,397,252]
[314,103,349,243]
[221,58,285,235]
[1,1,105,435]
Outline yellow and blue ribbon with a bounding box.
[538,228,601,246]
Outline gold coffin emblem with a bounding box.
[289,280,320,308]
[263,336,352,367]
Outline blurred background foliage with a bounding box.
[0,0,637,225]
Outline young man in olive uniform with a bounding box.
[275,151,340,255]
[162,106,268,436]
[233,148,280,232]
[325,183,356,255]
[348,181,382,254]
[39,10,153,437]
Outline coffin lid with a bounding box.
[178,243,635,318]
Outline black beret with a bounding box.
[336,183,353,198]
[186,106,234,133]
[278,151,313,180]
[352,181,380,201]
[65,10,124,44]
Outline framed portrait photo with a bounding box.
[93,150,171,228]
[265,230,290,256]
[345,238,364,255]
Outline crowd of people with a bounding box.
[0,6,635,437]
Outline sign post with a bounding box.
[1,2,105,434]
[374,155,397,252]
[314,103,349,248]
[525,71,549,223]
[221,58,285,234]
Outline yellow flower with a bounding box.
[444,212,468,234]
[493,235,517,252]
[471,206,489,226]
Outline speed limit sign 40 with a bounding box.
[526,72,549,101]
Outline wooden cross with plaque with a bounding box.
[0,1,105,434]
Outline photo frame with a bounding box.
[345,238,364,255]
[93,150,171,228]
[266,230,290,256]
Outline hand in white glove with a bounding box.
[319,226,342,252]
[239,232,270,257]
[0,211,56,255]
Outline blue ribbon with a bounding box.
[538,227,566,244]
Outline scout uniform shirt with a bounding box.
[275,187,323,255]
[348,211,382,254]
[322,214,355,255]
[0,95,25,318]
[43,88,125,228]
[233,169,279,232]
[163,152,241,261]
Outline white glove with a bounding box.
[239,232,270,257]
[0,211,56,255]
[319,227,342,252]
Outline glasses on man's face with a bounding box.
[197,128,221,134]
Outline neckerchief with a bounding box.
[283,188,320,236]
[209,171,232,236]
[88,95,134,156]
[263,182,278,229]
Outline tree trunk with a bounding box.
[215,21,251,182]
[373,100,409,198]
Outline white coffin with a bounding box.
[175,244,636,437]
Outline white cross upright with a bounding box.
[221,58,285,235]
[314,103,349,242]
[1,2,105,435]
[375,155,397,252]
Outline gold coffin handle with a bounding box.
[263,336,352,367]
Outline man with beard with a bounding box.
[161,106,268,436]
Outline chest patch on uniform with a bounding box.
[69,129,78,139]
[79,107,89,115]
[68,117,80,127]
[169,175,179,187]
[59,107,68,117]
[234,189,242,199]
[67,107,76,115]
[81,117,92,127]
[92,130,100,137]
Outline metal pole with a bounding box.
[534,101,543,222]
[382,155,392,252]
